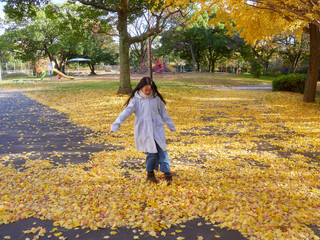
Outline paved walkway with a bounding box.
[204,84,272,91]
[0,90,109,167]
[0,90,247,240]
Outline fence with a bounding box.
[1,62,31,75]
[94,65,120,72]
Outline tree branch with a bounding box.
[128,9,182,44]
[247,0,320,27]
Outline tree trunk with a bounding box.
[196,50,201,71]
[89,63,96,75]
[212,60,215,73]
[303,23,319,103]
[60,64,65,73]
[190,43,197,71]
[207,49,212,72]
[292,50,302,73]
[117,0,132,95]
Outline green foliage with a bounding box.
[272,73,306,93]
[278,35,309,74]
[250,61,263,78]
[159,9,234,72]
[0,0,44,20]
[1,3,117,72]
[266,70,282,77]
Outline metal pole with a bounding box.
[0,52,3,81]
[148,11,152,80]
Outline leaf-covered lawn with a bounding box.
[1,83,320,239]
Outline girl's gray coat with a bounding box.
[111,92,176,153]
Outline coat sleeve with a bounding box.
[111,98,136,132]
[160,100,176,132]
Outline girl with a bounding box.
[110,77,176,184]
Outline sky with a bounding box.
[0,0,67,35]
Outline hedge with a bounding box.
[272,73,306,93]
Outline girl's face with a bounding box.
[141,84,152,96]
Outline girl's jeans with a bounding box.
[146,142,170,173]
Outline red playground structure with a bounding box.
[155,58,166,73]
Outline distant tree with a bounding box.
[278,34,309,73]
[250,39,280,74]
[128,16,156,73]
[159,10,233,72]
[205,26,233,72]
[78,33,118,75]
[2,3,117,74]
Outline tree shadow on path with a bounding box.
[0,90,118,167]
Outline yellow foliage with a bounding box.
[35,58,50,74]
[165,0,319,44]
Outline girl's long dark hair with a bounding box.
[124,77,166,106]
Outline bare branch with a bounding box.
[129,9,182,44]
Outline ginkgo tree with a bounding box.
[193,0,319,103]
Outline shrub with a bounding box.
[272,73,306,93]
[266,70,282,77]
[250,61,263,78]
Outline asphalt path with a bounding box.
[0,90,111,167]
[0,90,248,240]
[204,84,272,91]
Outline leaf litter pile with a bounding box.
[1,87,320,240]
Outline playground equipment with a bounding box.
[40,70,48,80]
[41,61,74,80]
[166,64,176,73]
[13,79,35,84]
[53,68,74,79]
[154,56,176,73]
[130,55,183,74]
[67,58,91,75]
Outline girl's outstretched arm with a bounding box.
[160,100,176,132]
[111,98,136,132]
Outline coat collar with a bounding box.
[135,91,156,99]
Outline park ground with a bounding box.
[1,72,320,239]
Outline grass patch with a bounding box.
[52,80,120,92]
[2,73,33,80]
[0,72,280,92]
[156,72,273,87]
[316,91,320,104]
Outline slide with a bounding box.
[155,65,165,73]
[53,68,74,79]
[41,70,48,80]
[166,65,176,73]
